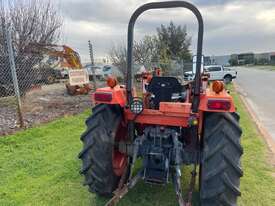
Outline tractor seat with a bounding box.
[147,76,185,108]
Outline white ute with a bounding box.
[184,65,237,84]
[204,65,237,83]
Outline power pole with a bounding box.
[88,40,97,91]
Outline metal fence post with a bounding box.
[5,27,24,128]
[88,40,97,91]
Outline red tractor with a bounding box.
[79,1,243,206]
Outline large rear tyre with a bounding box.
[200,112,243,206]
[78,104,127,196]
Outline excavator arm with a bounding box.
[25,43,91,95]
[26,43,82,69]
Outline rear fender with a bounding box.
[199,89,235,113]
[92,85,127,107]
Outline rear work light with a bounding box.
[207,99,231,110]
[94,92,112,102]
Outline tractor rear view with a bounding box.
[79,1,243,206]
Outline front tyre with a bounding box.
[200,112,243,206]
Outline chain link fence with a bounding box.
[0,27,93,136]
[132,61,193,95]
[1,25,194,136]
[141,61,192,75]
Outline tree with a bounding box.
[109,21,192,76]
[109,42,127,75]
[157,21,191,61]
[0,0,62,93]
[0,0,62,55]
[133,35,159,66]
[109,36,160,78]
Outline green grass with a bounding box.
[0,88,275,206]
[231,88,275,205]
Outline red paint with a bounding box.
[92,85,127,107]
[125,103,191,127]
[199,88,235,112]
[112,122,128,176]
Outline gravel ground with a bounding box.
[0,83,95,136]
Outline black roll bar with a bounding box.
[126,1,204,112]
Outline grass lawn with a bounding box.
[0,88,275,206]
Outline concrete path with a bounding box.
[235,66,275,143]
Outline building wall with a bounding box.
[209,52,275,66]
[207,55,231,66]
[255,53,270,60]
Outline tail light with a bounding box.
[207,99,231,110]
[94,92,112,102]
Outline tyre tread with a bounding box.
[79,104,122,196]
[200,112,243,206]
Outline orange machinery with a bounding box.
[26,43,91,95]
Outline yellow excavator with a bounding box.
[26,43,92,95]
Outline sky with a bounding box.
[58,0,275,62]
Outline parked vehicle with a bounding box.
[184,65,237,83]
[103,65,124,81]
[60,68,69,79]
[32,63,63,84]
[205,65,237,83]
[85,65,105,80]
[85,65,124,81]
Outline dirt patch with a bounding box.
[0,83,96,136]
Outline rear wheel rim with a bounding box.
[112,122,128,176]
